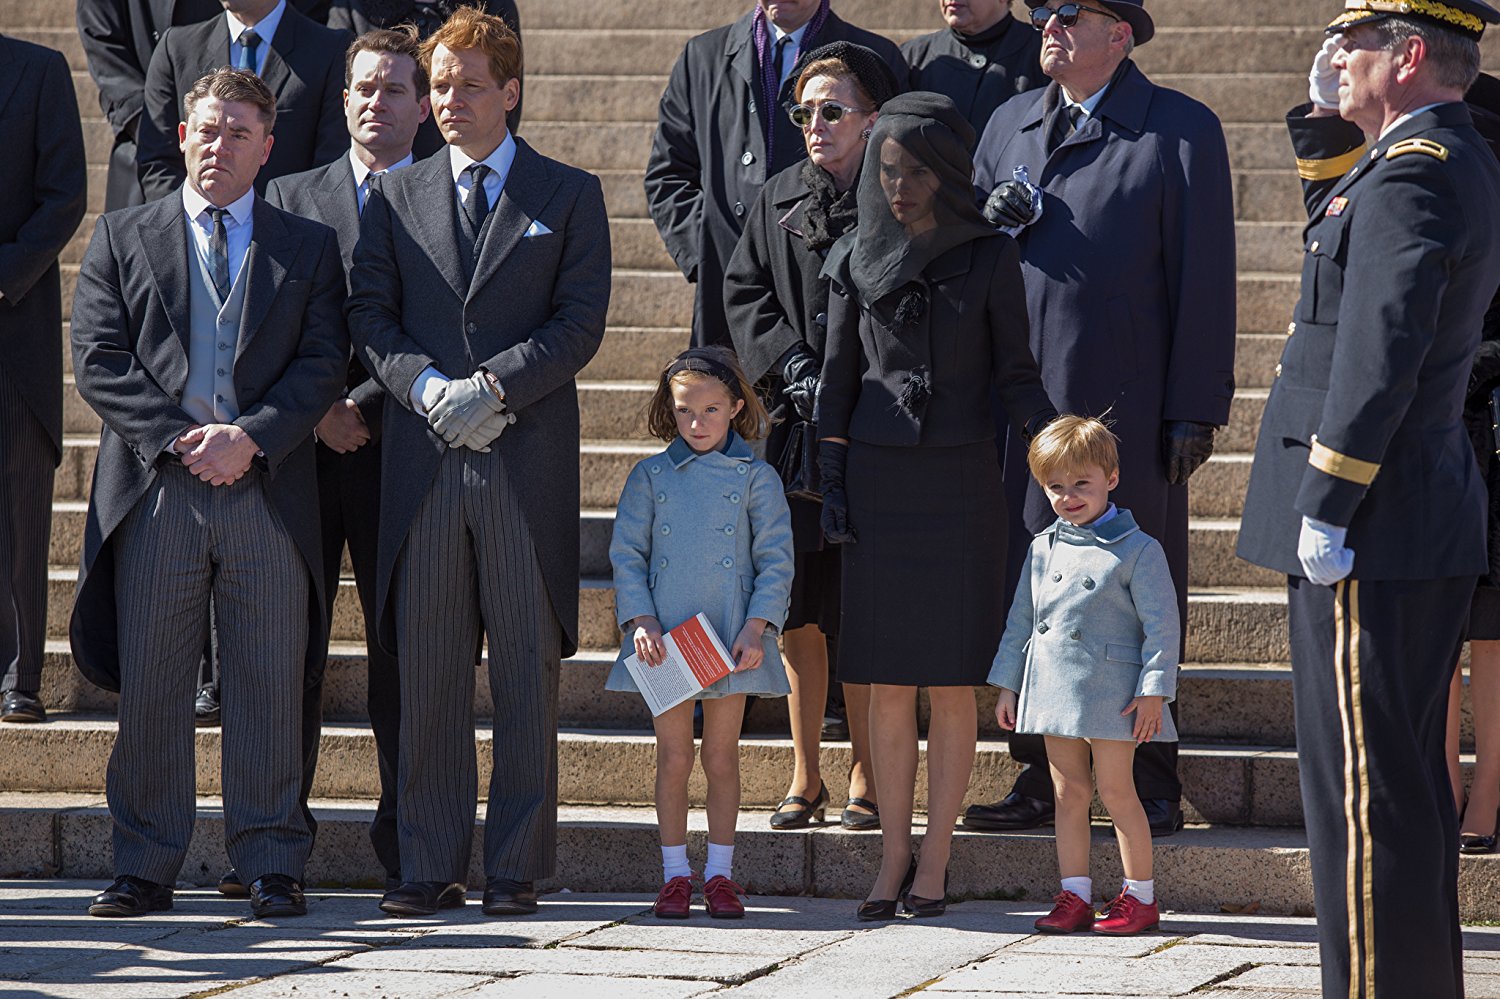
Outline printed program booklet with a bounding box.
[623,613,735,716]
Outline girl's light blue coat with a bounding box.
[987,509,1180,742]
[607,431,795,699]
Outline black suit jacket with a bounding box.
[136,6,352,200]
[0,35,88,461]
[76,0,222,137]
[266,154,384,436]
[69,192,349,691]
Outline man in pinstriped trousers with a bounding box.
[68,68,348,920]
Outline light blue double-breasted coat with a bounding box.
[987,507,1180,742]
[607,431,795,699]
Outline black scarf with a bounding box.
[798,159,860,252]
[949,11,1013,49]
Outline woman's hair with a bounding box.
[1027,415,1120,483]
[646,345,771,443]
[794,57,874,107]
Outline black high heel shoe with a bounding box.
[1460,805,1500,855]
[770,782,829,830]
[856,855,918,921]
[903,867,951,918]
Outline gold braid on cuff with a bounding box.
[1309,435,1381,485]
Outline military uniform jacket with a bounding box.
[900,15,1044,137]
[1238,103,1500,580]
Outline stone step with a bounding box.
[7,792,1500,919]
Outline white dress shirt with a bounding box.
[226,0,286,76]
[770,22,809,90]
[350,147,414,214]
[181,182,254,290]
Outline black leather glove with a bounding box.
[1022,409,1060,444]
[1469,339,1500,404]
[983,180,1040,229]
[1163,421,1217,486]
[781,345,821,422]
[818,440,856,544]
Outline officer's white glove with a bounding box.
[1308,35,1343,110]
[1297,515,1355,585]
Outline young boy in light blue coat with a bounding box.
[989,416,1180,937]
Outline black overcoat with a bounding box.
[68,194,350,691]
[136,6,352,201]
[644,9,906,347]
[900,14,1044,137]
[0,35,88,462]
[346,141,611,660]
[973,60,1237,603]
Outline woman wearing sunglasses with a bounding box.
[816,92,1055,920]
[724,42,900,835]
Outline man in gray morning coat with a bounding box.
[966,0,1236,834]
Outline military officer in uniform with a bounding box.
[1237,3,1500,997]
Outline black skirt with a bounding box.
[786,543,841,636]
[838,440,1008,686]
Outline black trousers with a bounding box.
[316,439,401,881]
[1288,575,1468,999]
[105,131,145,213]
[0,371,52,696]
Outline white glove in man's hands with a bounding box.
[1298,515,1355,585]
[429,371,505,445]
[1309,34,1343,110]
[454,408,517,453]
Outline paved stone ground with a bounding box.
[2,881,1498,998]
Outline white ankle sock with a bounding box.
[1061,876,1092,901]
[661,844,691,883]
[1123,878,1154,904]
[704,842,734,883]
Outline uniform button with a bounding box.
[1051,572,1062,582]
[650,464,662,474]
[969,53,987,67]
[1069,629,1082,641]
[729,492,741,503]
[736,465,747,475]
[734,201,746,217]
[1310,240,1320,253]
[724,525,735,536]
[1287,322,1296,337]
[1082,578,1095,590]
[1274,362,1283,378]
[814,312,827,326]
[660,524,671,536]
[656,492,666,502]
[1037,622,1049,634]
[721,557,734,568]
[741,151,755,165]
[466,322,477,334]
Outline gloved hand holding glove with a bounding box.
[1163,420,1217,486]
[429,370,511,452]
[983,166,1044,232]
[1308,34,1343,110]
[1298,515,1355,586]
[818,440,856,544]
[781,345,821,422]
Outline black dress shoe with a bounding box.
[482,878,538,916]
[248,874,307,918]
[0,691,46,723]
[89,875,173,917]
[962,791,1055,831]
[380,881,466,916]
[194,684,220,727]
[1143,799,1185,837]
[218,869,247,897]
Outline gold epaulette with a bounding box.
[1296,145,1367,181]
[1386,138,1449,161]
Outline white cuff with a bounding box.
[410,366,450,415]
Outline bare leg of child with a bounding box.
[916,685,978,898]
[652,699,697,855]
[866,683,919,902]
[1045,736,1094,883]
[701,695,749,851]
[1093,739,1152,882]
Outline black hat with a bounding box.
[798,41,902,108]
[1025,0,1154,46]
[1327,0,1500,40]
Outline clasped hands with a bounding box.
[630,614,766,671]
[427,370,516,452]
[174,423,259,486]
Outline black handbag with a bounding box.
[777,419,823,502]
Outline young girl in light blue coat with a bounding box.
[608,345,795,920]
[989,416,1180,937]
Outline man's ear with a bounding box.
[1112,21,1133,53]
[178,120,189,155]
[1394,34,1426,85]
[503,77,520,113]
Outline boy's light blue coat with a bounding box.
[607,431,795,699]
[987,509,1180,742]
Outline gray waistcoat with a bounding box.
[183,229,247,425]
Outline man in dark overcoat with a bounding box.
[1238,4,1500,995]
[0,36,87,725]
[70,68,348,919]
[136,0,351,201]
[346,7,610,919]
[965,0,1236,835]
[902,0,1045,136]
[645,0,907,347]
[264,25,430,887]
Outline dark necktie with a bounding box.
[773,36,792,87]
[360,169,386,216]
[237,28,261,74]
[1047,103,1084,154]
[463,163,491,241]
[207,208,230,300]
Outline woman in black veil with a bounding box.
[817,92,1055,919]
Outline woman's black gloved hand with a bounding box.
[818,440,856,544]
[782,346,821,421]
[1469,339,1500,404]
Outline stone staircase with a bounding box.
[5,0,1499,917]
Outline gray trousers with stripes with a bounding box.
[0,371,53,696]
[108,462,312,885]
[395,446,561,884]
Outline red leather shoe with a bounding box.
[653,876,694,919]
[1034,890,1095,933]
[1092,891,1159,935]
[702,875,746,919]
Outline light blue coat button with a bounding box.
[736,465,747,475]
[725,526,735,536]
[721,557,734,568]
[656,492,666,503]
[650,464,662,475]
[1037,622,1049,634]
[730,493,741,503]
[660,525,671,536]
[658,557,668,568]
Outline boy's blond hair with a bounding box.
[1027,415,1120,483]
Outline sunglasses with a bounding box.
[788,101,872,128]
[1027,2,1121,29]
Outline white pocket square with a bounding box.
[524,219,552,237]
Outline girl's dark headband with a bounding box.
[666,352,743,398]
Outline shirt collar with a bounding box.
[1045,506,1140,545]
[350,147,414,189]
[666,429,754,468]
[181,182,255,228]
[225,0,286,47]
[448,130,518,186]
[1063,82,1110,117]
[1378,101,1449,141]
